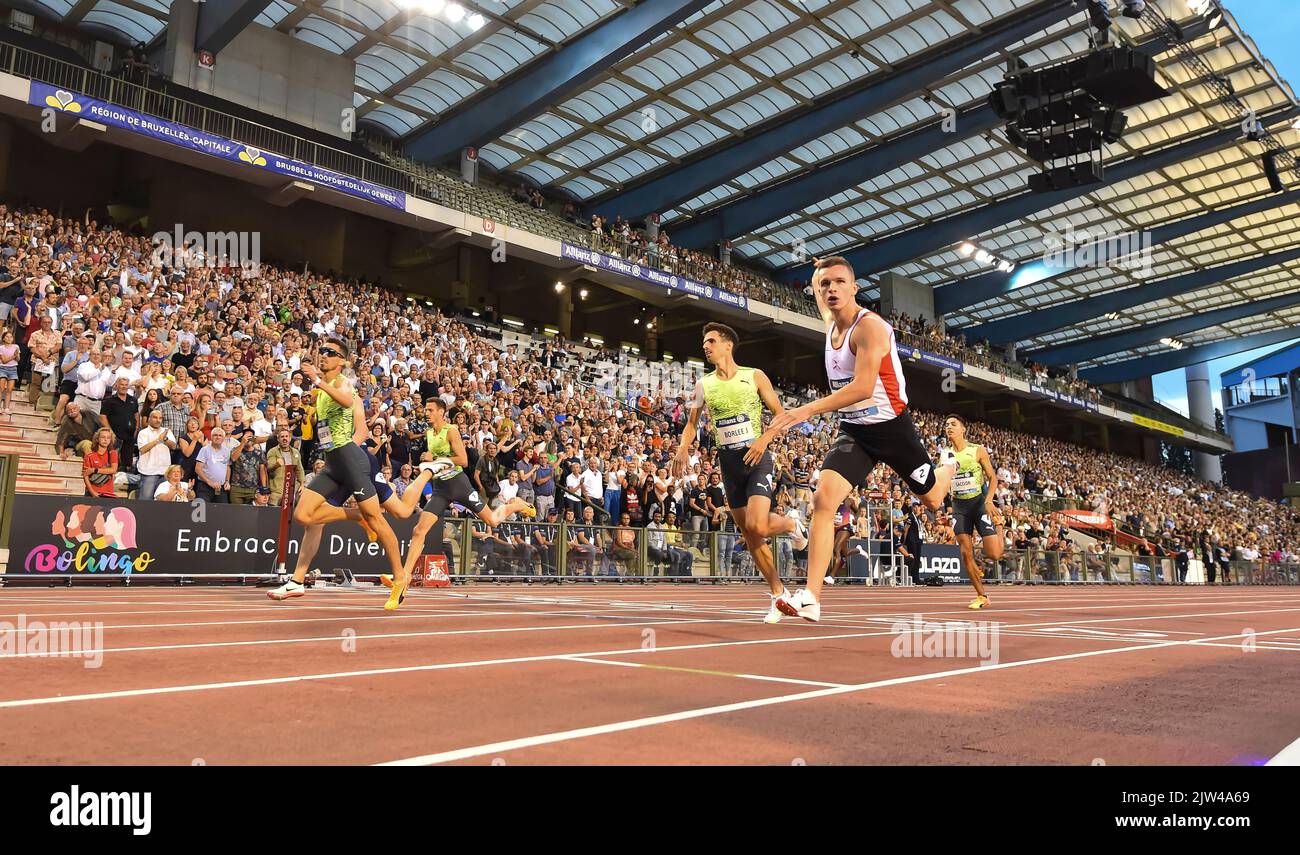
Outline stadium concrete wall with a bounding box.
[164,1,356,141]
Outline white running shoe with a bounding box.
[824,575,836,586]
[776,588,820,622]
[763,588,791,624]
[267,579,305,600]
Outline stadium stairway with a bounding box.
[0,393,86,495]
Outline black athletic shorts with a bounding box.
[58,379,77,398]
[821,412,936,495]
[952,485,997,538]
[306,442,377,503]
[718,448,775,510]
[318,449,393,507]
[420,470,486,520]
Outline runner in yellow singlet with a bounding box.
[380,397,535,608]
[672,322,796,623]
[944,413,1003,610]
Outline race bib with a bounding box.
[716,414,755,449]
[953,470,977,493]
[317,431,334,452]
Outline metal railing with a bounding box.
[0,41,442,206]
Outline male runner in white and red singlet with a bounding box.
[763,256,954,621]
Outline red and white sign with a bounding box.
[413,554,450,588]
[465,146,478,161]
[197,50,216,70]
[482,218,496,234]
[1055,510,1113,531]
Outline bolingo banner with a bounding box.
[6,494,433,578]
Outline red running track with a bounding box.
[2,584,1299,765]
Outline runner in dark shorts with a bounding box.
[272,337,406,605]
[673,322,795,623]
[763,256,955,622]
[944,413,1003,610]
[387,398,534,602]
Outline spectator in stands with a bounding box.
[135,408,176,502]
[57,401,97,460]
[83,428,118,498]
[267,428,303,506]
[229,425,267,505]
[195,427,231,503]
[0,329,17,415]
[102,377,138,471]
[154,464,194,502]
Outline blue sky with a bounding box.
[1151,0,1299,417]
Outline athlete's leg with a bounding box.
[804,469,854,600]
[483,496,534,527]
[292,524,325,584]
[356,493,403,578]
[732,499,787,597]
[919,461,955,511]
[958,532,988,601]
[399,509,440,580]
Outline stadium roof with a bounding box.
[38,0,1300,380]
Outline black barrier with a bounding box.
[916,543,968,584]
[6,493,425,577]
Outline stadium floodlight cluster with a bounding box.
[397,0,485,30]
[1159,337,1186,350]
[989,39,1166,193]
[958,240,1016,274]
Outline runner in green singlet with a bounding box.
[380,397,535,606]
[944,414,1003,610]
[672,322,796,623]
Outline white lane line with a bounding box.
[0,616,760,661]
[0,622,1137,710]
[375,625,1300,766]
[4,602,1294,661]
[1266,736,1300,766]
[562,656,848,688]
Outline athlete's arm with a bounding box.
[743,370,785,465]
[978,446,1002,521]
[351,397,369,446]
[766,315,889,435]
[446,427,470,469]
[312,372,354,409]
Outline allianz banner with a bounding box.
[843,540,967,584]
[6,494,428,577]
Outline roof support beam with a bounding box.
[402,0,713,164]
[934,187,1300,315]
[586,0,1079,222]
[966,244,1300,345]
[196,0,273,57]
[671,30,1181,252]
[1025,290,1300,365]
[1080,328,1300,384]
[780,105,1300,282]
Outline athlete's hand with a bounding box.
[742,436,769,467]
[987,503,1004,527]
[768,406,811,435]
[300,363,320,385]
[670,446,688,479]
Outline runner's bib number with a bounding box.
[716,414,755,449]
[953,470,978,494]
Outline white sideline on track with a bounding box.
[374,624,1300,766]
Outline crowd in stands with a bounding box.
[2,200,1296,581]
[889,311,1103,405]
